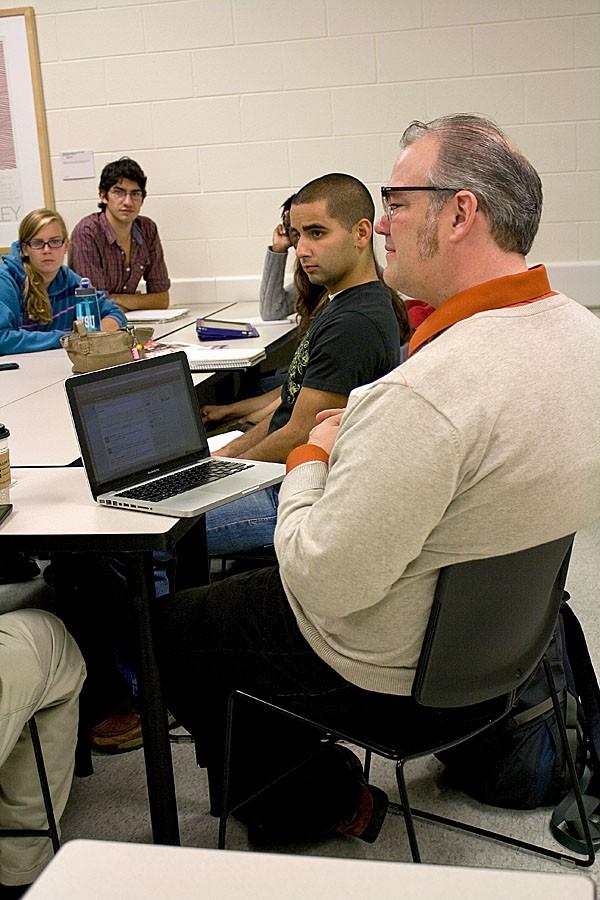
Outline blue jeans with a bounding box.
[205,485,280,556]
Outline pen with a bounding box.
[0,362,19,371]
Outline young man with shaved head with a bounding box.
[202,172,408,555]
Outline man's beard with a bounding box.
[417,206,440,260]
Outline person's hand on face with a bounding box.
[271,222,292,253]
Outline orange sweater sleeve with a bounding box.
[286,444,330,473]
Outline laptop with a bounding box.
[65,351,285,517]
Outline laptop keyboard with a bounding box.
[115,459,252,502]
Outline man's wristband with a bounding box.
[286,444,330,473]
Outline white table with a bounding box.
[0,308,297,834]
[135,301,234,341]
[173,310,298,381]
[5,370,215,467]
[0,348,72,407]
[172,316,297,353]
[4,311,297,467]
[1,468,181,539]
[4,380,82,466]
[24,840,596,899]
[0,302,233,411]
[0,468,202,845]
[222,299,294,324]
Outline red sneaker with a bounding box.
[90,711,143,754]
[90,710,178,754]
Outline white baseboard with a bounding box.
[169,262,599,309]
[542,261,599,308]
[169,275,261,306]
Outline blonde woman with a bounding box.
[0,209,126,355]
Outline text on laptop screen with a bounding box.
[72,359,207,484]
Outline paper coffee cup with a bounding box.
[0,423,11,504]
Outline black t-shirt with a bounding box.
[269,280,402,434]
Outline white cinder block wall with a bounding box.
[33,0,600,303]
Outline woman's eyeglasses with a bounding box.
[26,238,66,250]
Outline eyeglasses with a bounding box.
[381,186,461,219]
[109,187,144,202]
[26,238,66,250]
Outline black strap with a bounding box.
[549,594,600,852]
[561,595,600,768]
[512,695,556,726]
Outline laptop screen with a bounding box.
[66,352,209,494]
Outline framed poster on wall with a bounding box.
[0,6,54,253]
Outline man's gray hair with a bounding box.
[401,114,543,256]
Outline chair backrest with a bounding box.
[412,534,574,709]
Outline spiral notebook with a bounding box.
[147,342,266,371]
[125,308,189,324]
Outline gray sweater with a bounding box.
[275,292,600,696]
[258,248,296,321]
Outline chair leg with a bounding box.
[395,759,421,863]
[363,750,372,783]
[29,718,60,854]
[387,659,596,868]
[542,657,596,866]
[218,692,237,850]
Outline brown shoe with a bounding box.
[90,711,143,754]
[90,710,177,754]
[335,781,389,843]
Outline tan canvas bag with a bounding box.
[61,321,144,373]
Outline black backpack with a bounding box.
[437,591,600,851]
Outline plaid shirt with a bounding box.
[69,211,170,296]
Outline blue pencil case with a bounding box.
[196,318,260,341]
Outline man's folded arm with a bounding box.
[275,385,460,618]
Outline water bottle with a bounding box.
[0,423,11,504]
[75,277,101,331]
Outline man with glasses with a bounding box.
[157,115,600,847]
[69,157,170,311]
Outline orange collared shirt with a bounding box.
[408,265,556,357]
[288,266,556,471]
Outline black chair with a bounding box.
[0,717,60,854]
[218,534,596,867]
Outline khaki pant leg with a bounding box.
[0,609,86,887]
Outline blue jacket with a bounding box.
[0,242,127,355]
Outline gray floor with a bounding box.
[52,516,600,885]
